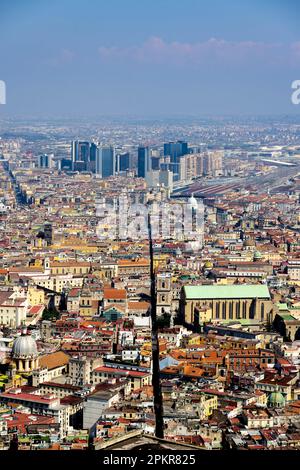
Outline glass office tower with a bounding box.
[96,146,116,178]
[137,146,150,177]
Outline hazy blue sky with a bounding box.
[1,0,300,117]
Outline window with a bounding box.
[261,303,265,320]
[216,302,220,319]
[236,302,240,319]
[229,302,233,319]
[222,303,226,319]
[243,302,247,319]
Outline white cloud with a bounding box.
[98,36,299,67]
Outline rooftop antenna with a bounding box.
[148,212,164,439]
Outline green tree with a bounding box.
[157,312,171,328]
[42,307,59,321]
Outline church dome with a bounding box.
[12,331,38,359]
[243,239,255,247]
[268,390,285,407]
[253,250,262,261]
[204,261,213,269]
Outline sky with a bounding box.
[0,0,300,118]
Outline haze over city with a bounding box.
[1,0,300,459]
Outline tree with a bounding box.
[42,307,59,321]
[157,312,171,328]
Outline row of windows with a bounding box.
[230,357,272,364]
[0,316,11,323]
[215,301,248,319]
[214,301,265,319]
[51,268,87,274]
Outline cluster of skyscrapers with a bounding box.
[70,141,130,178]
[68,140,222,186]
[138,141,223,187]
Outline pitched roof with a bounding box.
[104,288,126,300]
[183,284,270,300]
[118,259,149,267]
[39,351,70,370]
[128,301,150,311]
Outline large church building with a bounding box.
[181,284,273,327]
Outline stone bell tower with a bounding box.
[156,272,172,316]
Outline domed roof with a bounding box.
[12,331,38,359]
[204,261,213,269]
[268,390,285,407]
[244,239,255,247]
[253,250,262,260]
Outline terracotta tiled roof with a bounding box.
[104,288,127,300]
[28,304,44,315]
[51,262,90,267]
[118,259,149,267]
[128,301,150,310]
[39,351,70,370]
[9,266,44,273]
